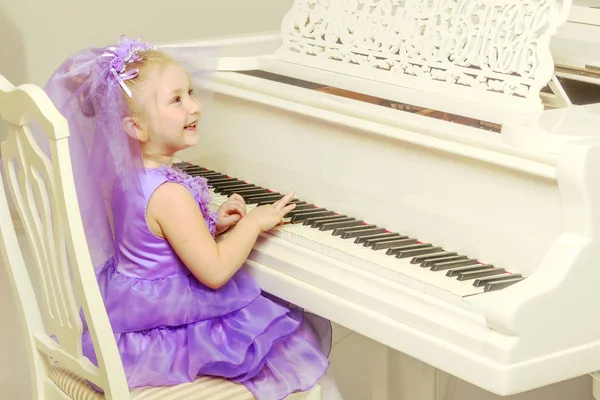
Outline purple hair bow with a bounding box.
[103,34,155,97]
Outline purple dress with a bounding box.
[81,166,332,399]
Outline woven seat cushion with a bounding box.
[48,365,254,400]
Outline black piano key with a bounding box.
[457,267,506,281]
[243,191,280,198]
[291,210,335,223]
[227,188,270,196]
[333,224,377,236]
[311,216,354,228]
[292,203,317,210]
[259,199,305,207]
[260,198,299,207]
[393,245,441,259]
[385,243,429,256]
[242,194,277,203]
[411,252,457,264]
[209,176,239,183]
[210,182,238,190]
[217,184,256,194]
[322,217,365,231]
[473,273,523,288]
[339,227,384,238]
[285,207,325,217]
[210,179,245,187]
[216,180,252,188]
[258,197,299,206]
[180,166,200,173]
[189,172,221,179]
[361,234,405,247]
[195,172,226,178]
[430,258,478,271]
[356,232,399,244]
[188,170,210,176]
[282,205,318,218]
[219,183,258,191]
[303,215,348,226]
[320,219,364,231]
[371,238,418,251]
[266,199,306,208]
[233,191,272,200]
[173,162,192,168]
[484,277,525,292]
[421,255,467,268]
[306,215,351,227]
[187,165,213,171]
[207,180,236,187]
[445,264,494,277]
[185,167,213,175]
[246,194,284,204]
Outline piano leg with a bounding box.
[389,352,458,400]
[371,342,389,400]
[592,372,600,399]
[436,368,458,400]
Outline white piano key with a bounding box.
[263,221,486,303]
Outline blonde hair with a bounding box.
[121,49,178,118]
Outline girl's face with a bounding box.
[140,62,202,156]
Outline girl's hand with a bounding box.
[246,191,297,232]
[215,194,246,235]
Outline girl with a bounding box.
[44,36,341,399]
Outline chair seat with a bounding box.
[48,365,254,400]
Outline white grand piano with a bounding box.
[158,0,600,398]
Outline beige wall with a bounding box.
[0,0,292,86]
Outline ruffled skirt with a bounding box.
[82,260,332,400]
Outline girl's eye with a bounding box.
[188,89,195,97]
[171,96,181,104]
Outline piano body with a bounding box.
[159,0,600,398]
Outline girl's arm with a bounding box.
[147,182,293,289]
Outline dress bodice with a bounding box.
[111,166,217,279]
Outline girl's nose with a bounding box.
[188,98,201,116]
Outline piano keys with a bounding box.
[176,162,525,299]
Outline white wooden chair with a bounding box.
[0,75,322,400]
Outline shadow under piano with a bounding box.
[156,0,600,398]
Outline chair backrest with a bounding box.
[0,75,130,399]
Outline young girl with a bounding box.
[43,36,341,399]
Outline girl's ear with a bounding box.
[123,116,148,142]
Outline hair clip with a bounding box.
[103,35,156,97]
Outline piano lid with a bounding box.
[274,0,573,118]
